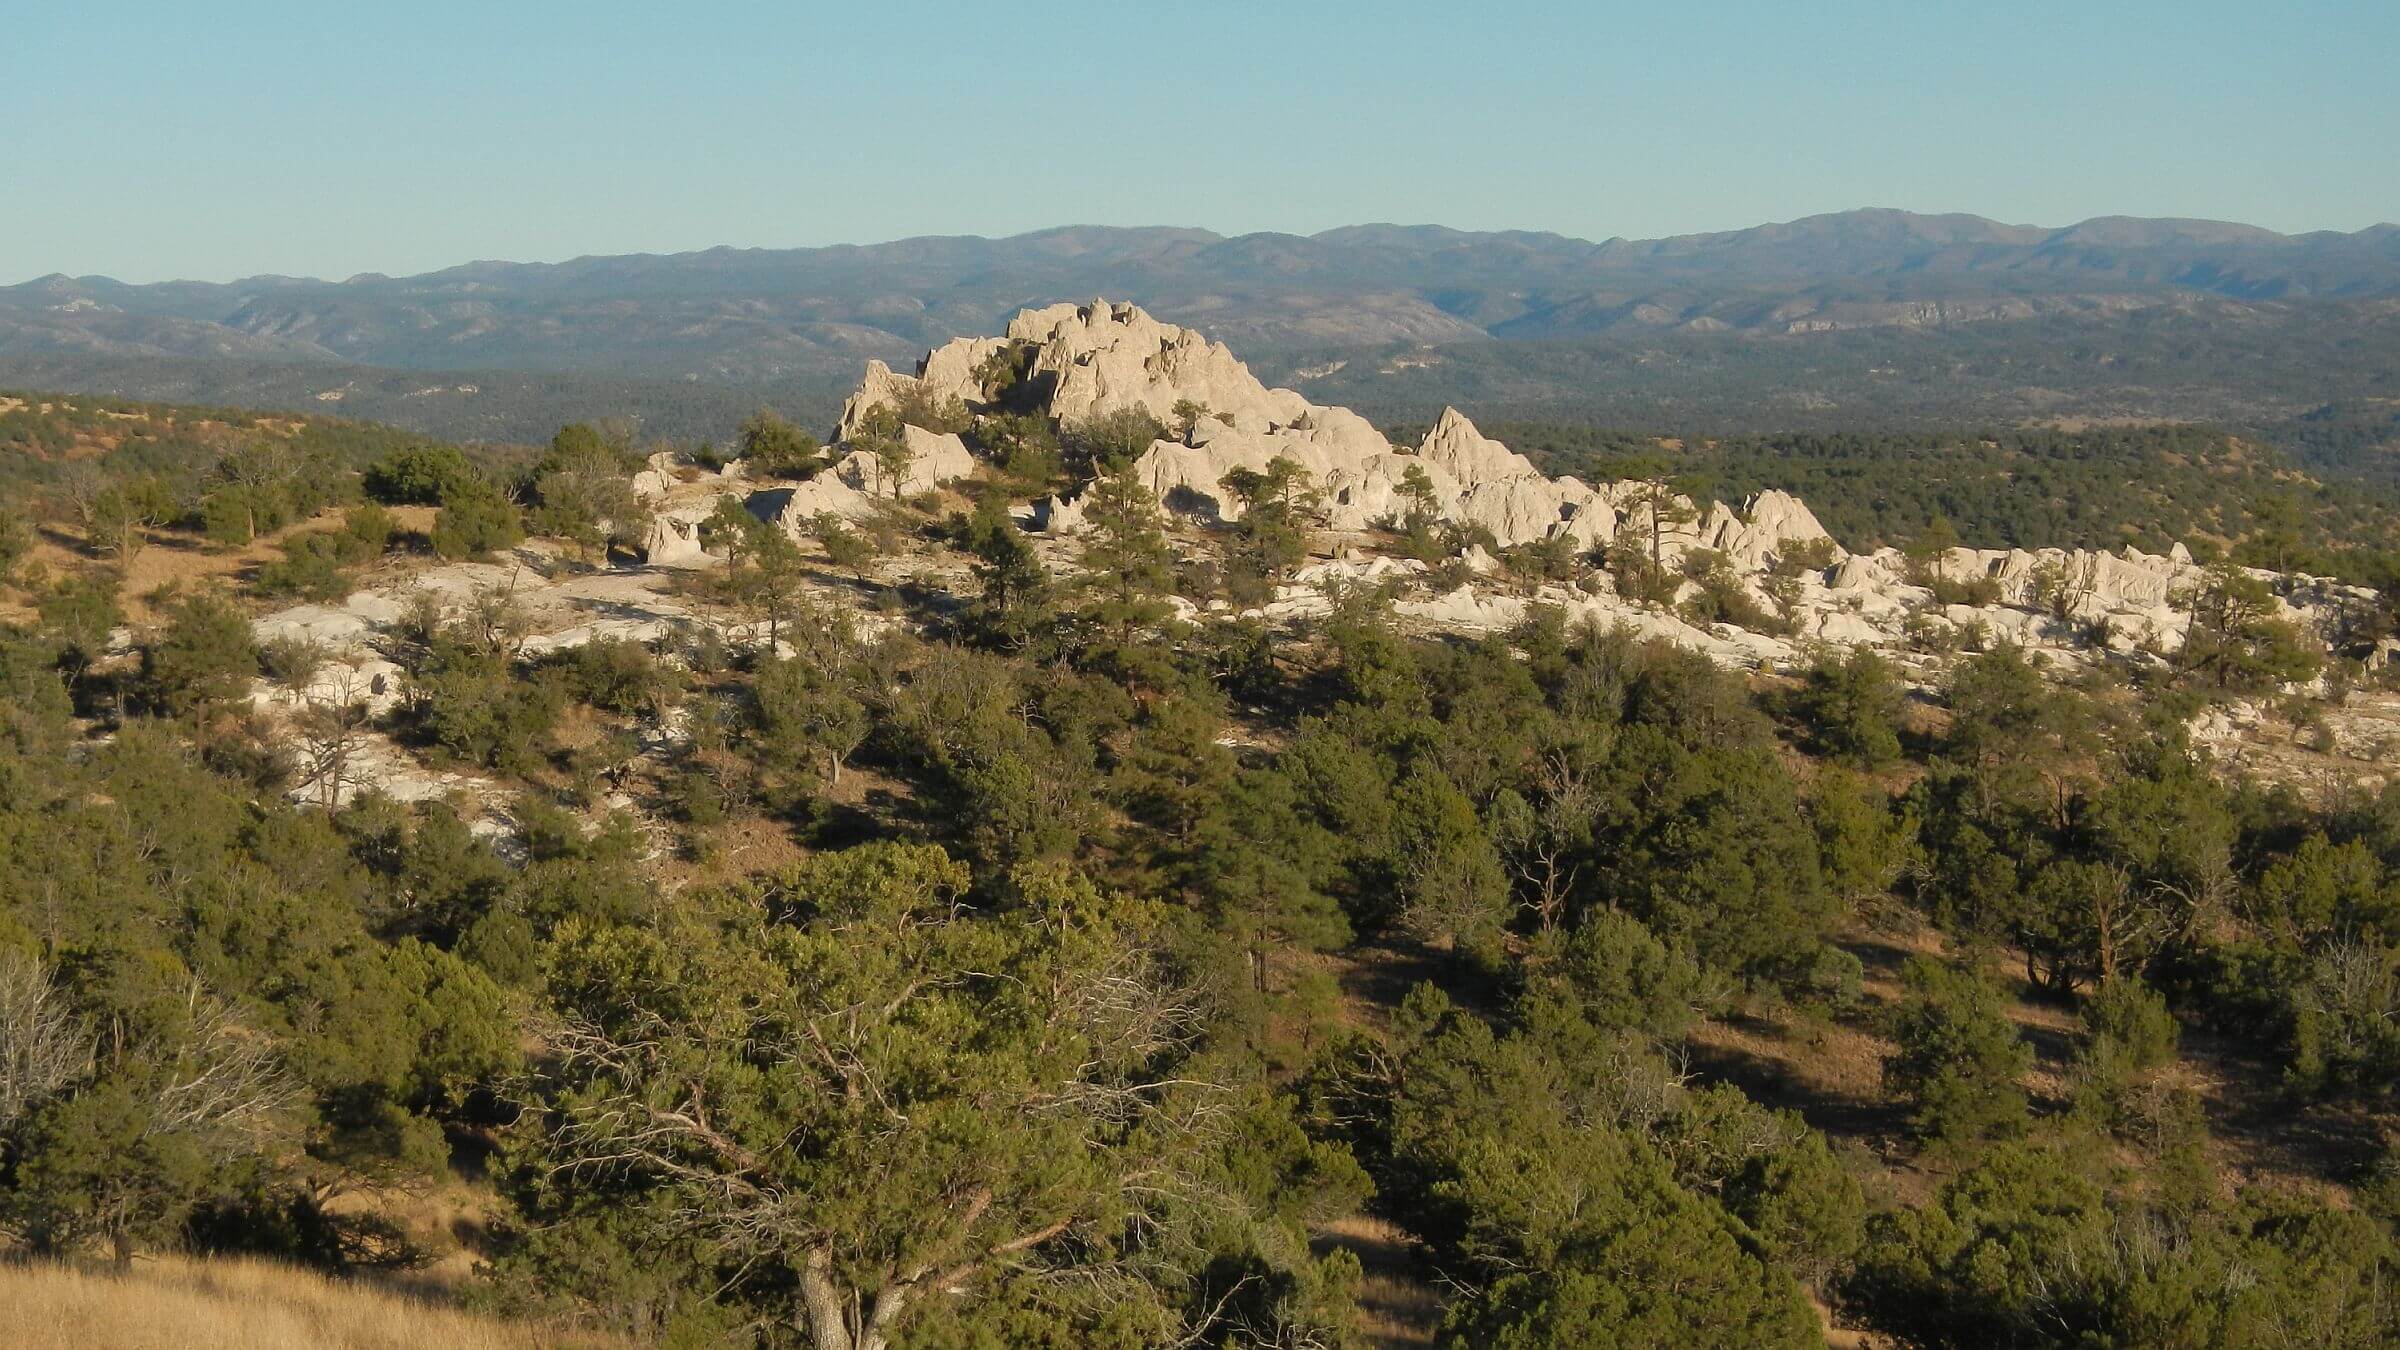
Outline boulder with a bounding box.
[639,510,714,569]
[631,450,680,501]
[824,425,975,499]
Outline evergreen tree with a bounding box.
[963,492,1051,649]
[1883,957,2033,1150]
[1074,462,1178,689]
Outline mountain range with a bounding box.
[4,209,2397,447]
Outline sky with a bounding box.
[5,1,2395,284]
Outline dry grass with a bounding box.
[1316,1214,1440,1347]
[0,1255,617,1350]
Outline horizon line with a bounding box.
[10,206,2398,292]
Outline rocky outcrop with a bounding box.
[747,427,979,536]
[1418,406,1537,482]
[835,339,1010,440]
[836,298,1310,440]
[1704,491,1841,570]
[827,300,2374,684]
[844,300,1648,549]
[1015,299,1312,429]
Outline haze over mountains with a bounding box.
[4,208,2397,447]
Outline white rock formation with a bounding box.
[639,510,713,568]
[749,425,980,537]
[630,450,680,502]
[817,299,2372,686]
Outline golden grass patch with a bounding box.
[0,1255,616,1350]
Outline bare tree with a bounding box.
[294,670,375,809]
[52,461,108,534]
[468,575,535,659]
[0,952,91,1145]
[213,440,301,541]
[158,987,302,1136]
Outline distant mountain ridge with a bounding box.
[5,209,2397,386]
[5,209,2398,452]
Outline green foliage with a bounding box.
[363,443,480,505]
[528,423,646,558]
[498,845,1347,1346]
[1852,1142,2400,1347]
[811,511,876,573]
[970,409,1064,490]
[1218,456,1322,603]
[1523,908,1713,1044]
[0,507,29,582]
[1883,957,2033,1150]
[254,505,397,601]
[142,591,259,717]
[2179,561,2324,695]
[1678,546,1779,631]
[428,481,524,559]
[400,625,565,775]
[1381,991,1821,1350]
[1587,725,1834,981]
[750,648,869,791]
[1190,766,1353,992]
[552,636,684,719]
[885,646,1106,875]
[2078,976,2182,1094]
[1388,767,1511,952]
[11,382,2400,1344]
[195,440,352,546]
[1065,407,1170,475]
[1810,766,1914,905]
[87,475,176,559]
[0,732,527,1267]
[736,408,825,480]
[1073,461,1179,690]
[1786,646,1904,766]
[1724,1127,1867,1291]
[33,566,122,690]
[703,498,815,648]
[961,492,1052,649]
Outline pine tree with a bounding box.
[964,493,1051,649]
[1074,462,1178,688]
[1190,768,1351,994]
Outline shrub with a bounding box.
[429,484,523,559]
[363,444,479,505]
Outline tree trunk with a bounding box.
[857,1286,909,1350]
[799,1247,856,1350]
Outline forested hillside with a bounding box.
[1483,420,2400,573]
[3,362,2400,1348]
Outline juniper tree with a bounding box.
[737,408,824,480]
[504,845,1266,1350]
[1883,957,2033,1150]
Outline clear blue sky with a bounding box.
[6,0,2394,283]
